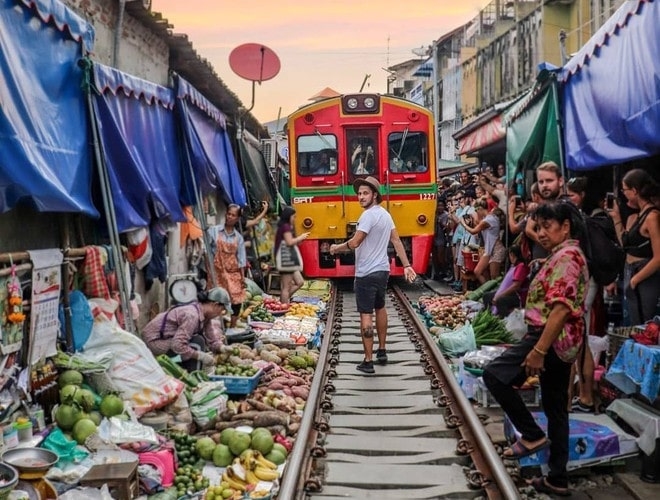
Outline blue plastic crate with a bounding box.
[209,368,262,394]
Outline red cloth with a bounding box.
[81,246,110,299]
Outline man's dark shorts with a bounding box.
[354,271,389,313]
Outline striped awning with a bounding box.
[413,60,433,78]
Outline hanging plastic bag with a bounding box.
[59,290,94,352]
[504,309,527,341]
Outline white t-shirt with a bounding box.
[354,205,395,277]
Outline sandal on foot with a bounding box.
[502,438,550,459]
[527,476,571,497]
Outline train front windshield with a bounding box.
[297,135,338,176]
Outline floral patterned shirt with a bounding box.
[524,239,589,362]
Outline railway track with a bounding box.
[277,280,519,499]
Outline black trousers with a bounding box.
[483,332,572,488]
[167,334,206,372]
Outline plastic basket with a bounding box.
[461,250,480,272]
[208,369,262,395]
[607,326,634,364]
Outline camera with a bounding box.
[606,192,615,210]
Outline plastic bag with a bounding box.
[59,290,93,352]
[59,484,114,500]
[41,427,89,464]
[504,309,527,341]
[82,314,185,417]
[189,381,228,430]
[437,322,476,357]
[97,416,159,445]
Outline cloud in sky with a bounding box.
[151,0,492,122]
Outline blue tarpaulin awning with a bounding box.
[0,0,97,215]
[175,75,247,206]
[561,0,660,170]
[91,63,186,232]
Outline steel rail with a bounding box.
[276,284,339,499]
[391,285,521,500]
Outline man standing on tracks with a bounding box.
[329,176,417,374]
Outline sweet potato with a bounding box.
[246,398,272,412]
[290,386,309,400]
[252,411,289,428]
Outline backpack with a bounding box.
[561,199,624,286]
[584,212,625,286]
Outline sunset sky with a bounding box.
[151,1,492,123]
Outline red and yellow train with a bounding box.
[287,93,437,277]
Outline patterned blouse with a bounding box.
[524,239,589,362]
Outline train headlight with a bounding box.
[302,217,313,229]
[363,97,376,109]
[417,214,428,225]
[346,98,358,110]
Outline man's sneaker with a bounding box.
[356,360,375,374]
[571,399,595,413]
[376,349,388,365]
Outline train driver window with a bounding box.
[346,130,378,182]
[388,131,428,173]
[297,135,338,176]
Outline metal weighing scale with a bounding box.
[167,274,200,306]
[1,448,58,500]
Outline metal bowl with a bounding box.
[0,462,19,498]
[1,448,58,473]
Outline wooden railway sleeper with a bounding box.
[456,438,474,455]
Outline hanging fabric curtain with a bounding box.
[175,75,246,206]
[90,63,185,232]
[0,0,97,215]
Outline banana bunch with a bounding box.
[221,449,280,493]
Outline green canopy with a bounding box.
[505,81,561,183]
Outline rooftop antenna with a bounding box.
[386,35,391,68]
[359,74,371,92]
